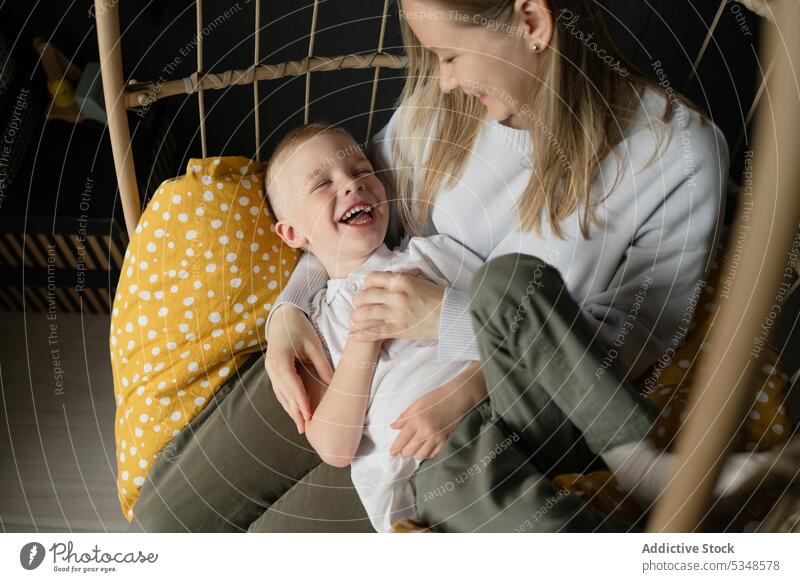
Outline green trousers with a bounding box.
[129,253,657,532]
[127,349,373,532]
[412,253,659,532]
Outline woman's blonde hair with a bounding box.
[393,0,677,238]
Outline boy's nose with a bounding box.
[338,181,364,197]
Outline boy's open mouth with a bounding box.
[339,203,375,226]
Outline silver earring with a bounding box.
[531,43,539,53]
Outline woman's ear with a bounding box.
[275,220,309,250]
[514,0,554,52]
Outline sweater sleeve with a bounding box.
[439,288,481,362]
[581,114,729,382]
[429,236,483,363]
[399,235,484,363]
[265,251,328,335]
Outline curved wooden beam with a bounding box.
[648,0,800,532]
[735,0,774,22]
[95,0,141,239]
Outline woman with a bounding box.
[130,0,727,532]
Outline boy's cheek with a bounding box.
[371,179,387,201]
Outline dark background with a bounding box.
[0,0,764,225]
[1,1,795,535]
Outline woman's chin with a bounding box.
[484,105,515,126]
[495,112,527,130]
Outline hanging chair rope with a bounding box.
[196,0,207,157]
[687,0,773,92]
[127,52,408,109]
[684,0,727,91]
[366,0,392,143]
[253,0,261,160]
[305,0,320,124]
[732,54,777,156]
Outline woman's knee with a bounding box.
[469,253,562,325]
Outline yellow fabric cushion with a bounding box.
[553,232,794,530]
[110,156,300,520]
[390,518,432,533]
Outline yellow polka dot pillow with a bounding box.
[109,156,299,520]
[551,229,794,530]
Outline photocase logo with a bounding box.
[19,542,46,570]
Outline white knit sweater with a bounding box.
[268,88,729,380]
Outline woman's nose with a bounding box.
[439,68,458,94]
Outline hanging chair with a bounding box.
[95,0,800,532]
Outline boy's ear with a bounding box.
[275,220,309,250]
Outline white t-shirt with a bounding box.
[308,234,483,532]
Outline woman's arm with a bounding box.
[265,251,329,334]
[264,252,333,434]
[302,337,383,468]
[438,289,481,362]
[581,109,729,381]
[265,305,334,434]
[350,235,484,364]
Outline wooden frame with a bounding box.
[95,1,141,239]
[94,0,405,240]
[95,0,798,532]
[648,0,800,532]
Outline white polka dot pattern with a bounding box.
[110,157,299,520]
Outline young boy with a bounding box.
[263,123,781,532]
[264,123,484,531]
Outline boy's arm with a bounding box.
[302,337,382,468]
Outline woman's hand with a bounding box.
[265,305,334,434]
[389,362,487,460]
[348,268,445,342]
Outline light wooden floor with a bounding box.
[0,310,128,532]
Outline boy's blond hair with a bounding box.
[264,122,353,221]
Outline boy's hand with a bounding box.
[389,362,486,460]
